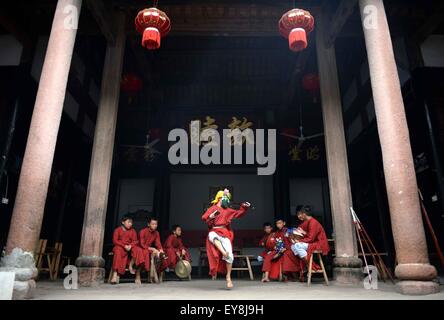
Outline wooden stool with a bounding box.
[232,255,254,280]
[149,254,164,284]
[307,250,329,287]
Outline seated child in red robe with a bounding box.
[258,222,273,264]
[163,224,192,270]
[261,219,290,282]
[110,216,140,284]
[291,207,329,277]
[134,217,166,284]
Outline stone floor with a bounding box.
[33,278,444,300]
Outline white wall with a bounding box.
[169,173,274,230]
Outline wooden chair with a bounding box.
[307,250,329,287]
[36,241,64,280]
[34,239,47,270]
[49,242,63,280]
[232,254,255,280]
[35,239,56,280]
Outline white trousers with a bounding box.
[208,231,234,264]
[291,242,309,258]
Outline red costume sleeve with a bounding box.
[113,228,126,248]
[301,219,321,244]
[131,229,139,247]
[163,235,173,249]
[259,235,267,247]
[139,229,150,249]
[232,203,249,219]
[155,232,163,251]
[224,204,249,223]
[202,206,218,222]
[177,238,185,250]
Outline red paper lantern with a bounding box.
[135,7,171,50]
[302,73,320,103]
[121,74,143,94]
[279,9,314,52]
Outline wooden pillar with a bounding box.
[0,0,82,299]
[359,0,438,295]
[75,12,126,287]
[316,12,362,284]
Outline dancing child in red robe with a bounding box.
[163,224,192,270]
[202,188,251,289]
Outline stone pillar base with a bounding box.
[13,279,36,300]
[397,281,440,295]
[395,263,440,295]
[75,255,105,287]
[0,248,38,299]
[333,267,363,285]
[333,256,363,285]
[77,267,105,287]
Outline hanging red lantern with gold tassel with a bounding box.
[279,8,314,52]
[135,1,171,50]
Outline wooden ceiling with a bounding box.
[1,0,443,132]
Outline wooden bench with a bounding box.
[107,252,163,284]
[232,254,255,280]
[198,247,242,279]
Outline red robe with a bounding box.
[112,226,139,275]
[299,217,330,262]
[163,234,192,269]
[258,234,270,261]
[261,232,283,280]
[136,227,165,272]
[201,203,249,276]
[280,227,303,274]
